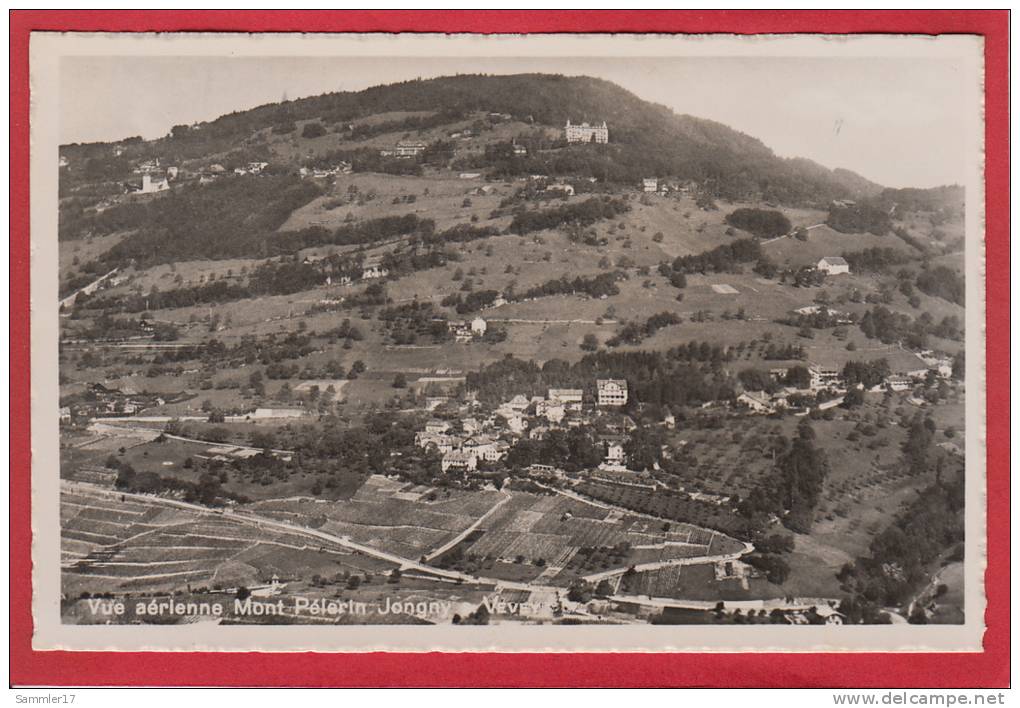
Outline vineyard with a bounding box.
[576,481,751,539]
[61,484,396,597]
[245,475,507,560]
[425,490,744,586]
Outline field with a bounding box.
[431,489,745,586]
[61,483,396,597]
[245,475,507,561]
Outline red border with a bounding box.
[10,10,1009,688]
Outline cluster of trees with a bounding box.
[841,359,891,388]
[578,481,750,538]
[508,196,630,234]
[275,213,432,253]
[78,279,250,314]
[737,420,828,533]
[744,553,791,585]
[377,302,451,345]
[442,289,501,315]
[875,185,965,218]
[309,147,424,176]
[669,239,763,275]
[860,306,962,347]
[837,470,964,613]
[915,265,965,306]
[343,109,465,142]
[465,351,737,411]
[724,208,792,239]
[606,311,682,347]
[785,265,827,288]
[517,272,621,301]
[667,341,734,363]
[780,307,854,331]
[77,175,323,268]
[840,247,913,273]
[826,200,893,235]
[762,343,807,360]
[505,427,604,472]
[285,412,421,481]
[419,223,499,248]
[111,457,245,507]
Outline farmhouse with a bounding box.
[424,396,449,411]
[546,183,575,196]
[441,450,477,473]
[809,365,842,391]
[362,260,389,280]
[512,142,528,156]
[642,178,658,193]
[564,119,609,144]
[506,394,530,412]
[604,440,626,463]
[504,414,528,435]
[737,391,774,414]
[884,375,913,392]
[130,172,170,194]
[471,317,488,335]
[535,400,566,423]
[393,140,427,158]
[817,257,850,275]
[596,379,628,407]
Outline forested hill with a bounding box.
[61,73,882,206]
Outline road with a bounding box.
[87,420,296,457]
[423,491,511,562]
[64,482,833,615]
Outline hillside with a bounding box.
[59,73,968,623]
[60,73,881,208]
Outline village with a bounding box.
[56,72,968,629]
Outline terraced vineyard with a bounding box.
[425,489,746,585]
[61,484,396,597]
[245,476,507,560]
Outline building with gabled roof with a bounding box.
[596,379,628,407]
[817,257,850,275]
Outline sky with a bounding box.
[59,55,968,189]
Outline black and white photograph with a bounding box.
[30,31,986,652]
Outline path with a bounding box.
[761,223,826,245]
[423,491,512,562]
[486,318,618,325]
[581,549,750,584]
[59,268,119,310]
[87,420,296,457]
[64,483,837,616]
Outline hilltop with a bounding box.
[60,73,882,207]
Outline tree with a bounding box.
[392,373,407,389]
[580,333,599,352]
[301,121,327,139]
[842,387,865,408]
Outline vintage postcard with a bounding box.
[29,30,987,653]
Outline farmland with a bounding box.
[61,483,398,597]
